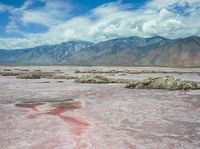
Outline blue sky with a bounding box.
[0,0,200,49]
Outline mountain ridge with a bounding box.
[0,36,199,67]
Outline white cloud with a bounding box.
[21,0,72,26]
[146,0,180,9]
[0,0,200,49]
[0,3,13,13]
[5,0,73,33]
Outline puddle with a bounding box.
[15,100,90,137]
[47,101,82,115]
[15,99,91,148]
[15,103,45,111]
[36,81,51,83]
[15,99,73,105]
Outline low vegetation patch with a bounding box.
[74,68,200,74]
[16,72,54,79]
[0,70,78,80]
[75,75,110,84]
[49,75,78,80]
[0,72,24,76]
[75,75,131,84]
[126,76,200,90]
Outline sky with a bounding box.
[0,0,200,49]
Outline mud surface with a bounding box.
[0,66,200,149]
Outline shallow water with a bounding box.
[0,66,200,149]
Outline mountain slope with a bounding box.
[139,36,200,67]
[0,36,199,67]
[64,36,200,67]
[62,36,170,65]
[0,41,93,65]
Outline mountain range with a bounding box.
[0,36,200,67]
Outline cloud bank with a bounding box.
[0,0,200,49]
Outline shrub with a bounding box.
[126,76,200,90]
[17,72,54,79]
[75,75,131,84]
[0,72,23,76]
[75,75,110,84]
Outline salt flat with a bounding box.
[0,66,200,149]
